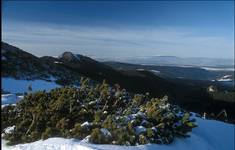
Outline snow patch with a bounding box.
[81,122,92,127]
[81,135,91,143]
[135,126,147,135]
[217,75,233,82]
[201,67,234,71]
[54,61,63,64]
[1,94,23,105]
[2,78,61,94]
[217,79,233,82]
[100,128,111,137]
[2,56,7,61]
[150,70,161,74]
[3,126,15,134]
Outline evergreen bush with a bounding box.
[2,77,197,145]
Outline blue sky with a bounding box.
[2,1,234,59]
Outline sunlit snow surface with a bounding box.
[200,67,234,71]
[2,117,234,150]
[2,78,60,94]
[1,94,23,105]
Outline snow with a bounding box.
[217,79,233,82]
[103,111,108,114]
[222,75,232,78]
[200,67,234,71]
[100,128,112,137]
[217,75,233,82]
[2,56,7,61]
[1,117,235,150]
[134,126,147,135]
[159,103,170,110]
[2,78,61,94]
[89,101,96,105]
[137,112,146,118]
[150,70,161,74]
[208,86,215,92]
[81,135,91,143]
[3,126,15,135]
[127,112,146,121]
[2,126,15,139]
[151,127,157,132]
[1,138,92,150]
[54,61,63,64]
[140,120,149,126]
[81,122,92,127]
[1,94,23,105]
[1,104,16,108]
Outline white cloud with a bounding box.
[2,22,234,59]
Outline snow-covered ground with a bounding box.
[2,78,61,94]
[1,94,23,105]
[200,67,234,71]
[217,78,233,82]
[217,75,233,82]
[2,117,234,150]
[150,70,161,74]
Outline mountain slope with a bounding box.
[56,52,175,97]
[1,42,81,85]
[2,42,49,79]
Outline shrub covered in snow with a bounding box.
[1,78,197,145]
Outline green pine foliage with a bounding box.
[1,78,197,146]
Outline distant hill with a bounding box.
[104,61,234,85]
[96,55,234,68]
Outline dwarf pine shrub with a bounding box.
[2,78,197,145]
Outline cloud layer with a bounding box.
[2,22,234,59]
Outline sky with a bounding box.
[2,1,234,59]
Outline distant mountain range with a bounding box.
[96,55,234,68]
[104,61,234,82]
[1,41,235,121]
